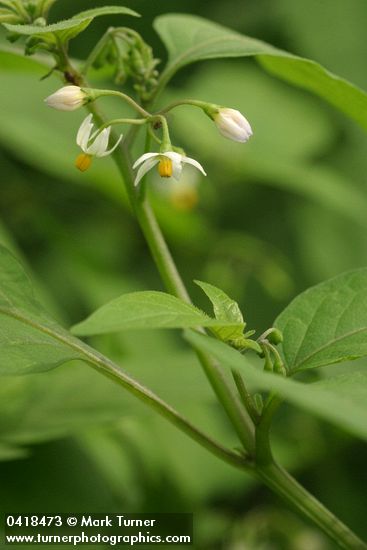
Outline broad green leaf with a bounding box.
[0,364,134,446]
[275,269,367,373]
[4,6,139,44]
[195,280,245,342]
[71,291,242,336]
[0,245,86,374]
[154,14,367,130]
[185,330,367,441]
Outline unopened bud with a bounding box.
[45,86,89,112]
[267,328,283,345]
[209,107,253,143]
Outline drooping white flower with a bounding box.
[132,151,207,186]
[45,86,88,112]
[213,108,252,143]
[75,114,123,171]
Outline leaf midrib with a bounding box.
[162,28,280,77]
[292,325,367,372]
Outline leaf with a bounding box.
[3,6,139,44]
[154,14,367,130]
[0,245,86,374]
[72,6,139,21]
[195,280,245,342]
[0,364,134,446]
[275,269,367,373]
[185,330,367,442]
[71,291,242,336]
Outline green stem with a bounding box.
[152,115,171,150]
[61,56,366,550]
[86,355,248,471]
[148,124,162,145]
[257,462,367,550]
[96,118,147,135]
[81,29,112,76]
[157,98,211,115]
[13,0,30,21]
[88,89,151,118]
[232,368,260,423]
[255,393,282,465]
[104,121,256,454]
[0,303,247,472]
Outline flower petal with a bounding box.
[133,152,160,169]
[87,127,110,156]
[99,134,123,157]
[181,156,207,176]
[77,114,93,151]
[134,158,159,186]
[161,152,182,180]
[171,161,183,181]
[163,152,183,164]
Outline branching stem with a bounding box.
[52,49,367,549]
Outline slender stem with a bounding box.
[56,51,367,549]
[257,462,367,550]
[0,303,248,471]
[149,65,180,104]
[88,89,151,117]
[13,0,30,21]
[96,118,147,135]
[85,354,249,471]
[232,368,260,423]
[255,393,282,465]
[148,124,162,145]
[152,115,171,149]
[103,120,256,454]
[81,29,112,76]
[158,99,210,115]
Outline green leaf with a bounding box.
[154,14,367,130]
[275,269,367,373]
[0,364,134,446]
[71,290,243,336]
[0,245,86,374]
[72,6,140,21]
[3,6,139,44]
[195,280,245,342]
[185,330,367,441]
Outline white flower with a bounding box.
[45,86,88,111]
[214,108,253,143]
[75,114,123,172]
[132,151,207,186]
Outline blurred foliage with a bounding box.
[1,0,367,548]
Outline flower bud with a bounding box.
[213,108,253,143]
[45,86,88,112]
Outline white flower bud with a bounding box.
[45,86,88,112]
[214,108,253,143]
